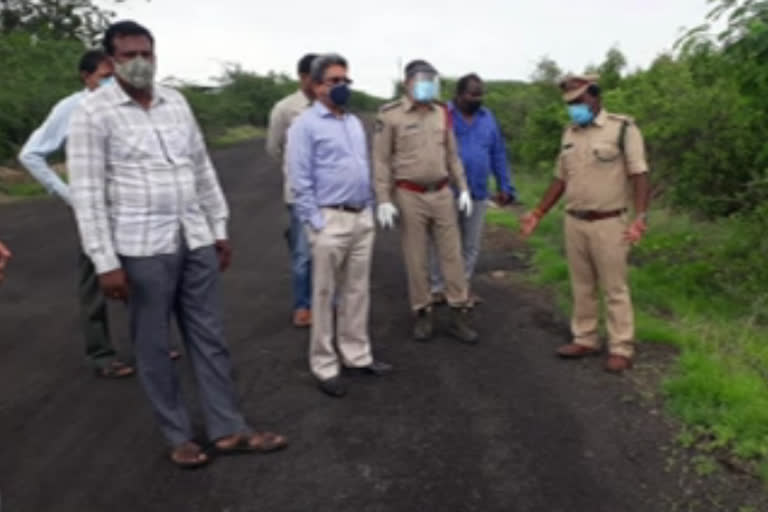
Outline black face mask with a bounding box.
[462,99,482,114]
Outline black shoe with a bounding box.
[413,308,434,341]
[448,307,479,344]
[360,360,394,376]
[317,376,347,397]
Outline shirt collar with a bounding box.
[109,81,166,108]
[296,89,312,106]
[448,101,488,118]
[402,95,435,112]
[312,100,344,118]
[572,108,607,130]
[592,109,607,127]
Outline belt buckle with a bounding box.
[570,210,590,220]
[424,181,441,192]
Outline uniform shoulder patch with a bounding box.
[379,100,402,113]
[607,113,635,125]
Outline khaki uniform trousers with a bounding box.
[396,186,468,311]
[308,208,375,380]
[565,214,634,358]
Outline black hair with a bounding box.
[405,59,436,78]
[103,20,154,56]
[456,73,483,95]
[309,54,348,83]
[587,83,601,98]
[78,49,108,75]
[298,54,318,76]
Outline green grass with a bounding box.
[489,169,768,472]
[0,181,48,197]
[210,124,266,148]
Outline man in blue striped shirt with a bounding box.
[430,73,516,305]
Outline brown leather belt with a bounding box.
[325,204,366,213]
[566,208,626,221]
[395,178,450,194]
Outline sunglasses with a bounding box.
[324,76,353,86]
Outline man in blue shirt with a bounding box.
[287,54,392,398]
[18,50,142,378]
[430,73,516,304]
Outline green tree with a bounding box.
[0,31,83,161]
[530,56,562,85]
[0,0,130,43]
[597,47,627,90]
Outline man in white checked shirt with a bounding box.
[67,20,287,468]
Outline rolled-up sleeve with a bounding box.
[67,106,119,274]
[266,102,286,163]
[287,118,323,231]
[18,96,77,205]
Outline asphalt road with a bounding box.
[0,139,763,512]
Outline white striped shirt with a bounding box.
[67,81,228,274]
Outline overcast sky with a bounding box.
[102,0,711,97]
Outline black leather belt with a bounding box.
[326,204,366,213]
[566,208,626,221]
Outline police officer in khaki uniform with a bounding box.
[373,60,478,344]
[521,75,650,373]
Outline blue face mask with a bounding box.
[568,103,594,126]
[413,80,437,103]
[329,83,351,106]
[98,76,114,88]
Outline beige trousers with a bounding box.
[396,187,468,311]
[308,208,375,380]
[564,214,635,358]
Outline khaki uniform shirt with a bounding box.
[266,89,312,204]
[555,110,649,211]
[373,96,468,204]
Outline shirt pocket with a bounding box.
[592,142,621,164]
[111,127,155,162]
[396,128,421,153]
[157,125,191,161]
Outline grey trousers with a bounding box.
[429,199,489,292]
[78,251,117,368]
[121,244,248,447]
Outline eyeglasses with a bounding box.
[324,76,353,86]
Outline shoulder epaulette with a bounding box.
[379,100,402,113]
[606,113,635,124]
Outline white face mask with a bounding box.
[114,56,155,90]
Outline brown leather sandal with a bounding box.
[214,432,289,455]
[170,442,210,469]
[94,360,135,379]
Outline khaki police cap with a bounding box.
[559,74,599,102]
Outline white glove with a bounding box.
[458,191,473,217]
[377,202,399,229]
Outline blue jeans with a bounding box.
[288,206,312,311]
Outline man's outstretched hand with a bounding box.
[0,240,11,284]
[520,211,542,239]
